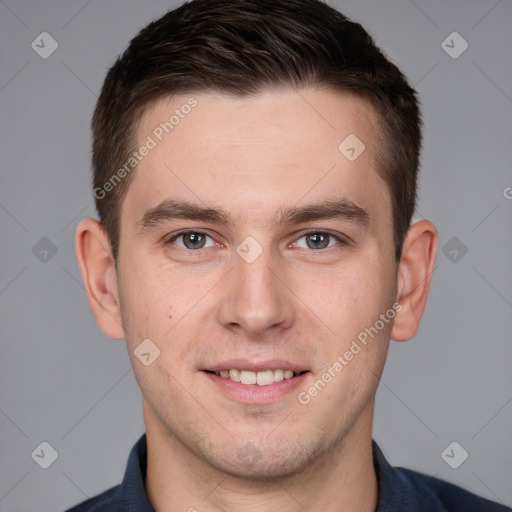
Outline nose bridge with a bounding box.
[217,240,295,334]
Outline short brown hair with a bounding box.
[92,0,421,261]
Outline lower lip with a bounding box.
[202,371,310,404]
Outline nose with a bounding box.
[216,245,296,337]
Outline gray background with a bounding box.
[0,0,511,510]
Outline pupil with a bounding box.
[186,232,204,248]
[309,233,328,249]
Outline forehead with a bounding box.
[122,87,390,229]
[138,87,377,157]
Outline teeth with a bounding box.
[229,369,241,382]
[256,370,274,385]
[274,369,284,382]
[213,369,301,386]
[240,370,257,384]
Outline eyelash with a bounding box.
[163,229,346,254]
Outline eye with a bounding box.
[163,229,345,253]
[292,231,344,250]
[165,230,217,250]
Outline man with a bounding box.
[67,0,510,510]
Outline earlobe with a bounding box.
[75,218,125,340]
[391,220,437,342]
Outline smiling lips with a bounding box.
[203,362,310,403]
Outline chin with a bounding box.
[205,439,327,482]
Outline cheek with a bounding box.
[117,263,196,400]
[297,259,389,341]
[117,255,217,370]
[119,257,180,330]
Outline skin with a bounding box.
[76,87,437,512]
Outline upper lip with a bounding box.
[204,359,309,373]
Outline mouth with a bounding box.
[201,362,311,404]
[203,368,309,386]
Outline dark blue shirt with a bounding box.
[65,434,510,511]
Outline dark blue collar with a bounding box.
[120,433,153,511]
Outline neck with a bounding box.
[144,403,378,512]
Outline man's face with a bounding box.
[117,87,398,478]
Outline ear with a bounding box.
[75,218,125,340]
[391,219,437,342]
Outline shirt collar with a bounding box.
[119,433,434,511]
[121,433,154,511]
[372,440,441,511]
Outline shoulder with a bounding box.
[372,441,510,512]
[63,484,121,512]
[63,433,150,512]
[397,466,511,512]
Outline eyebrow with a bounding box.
[137,197,370,232]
